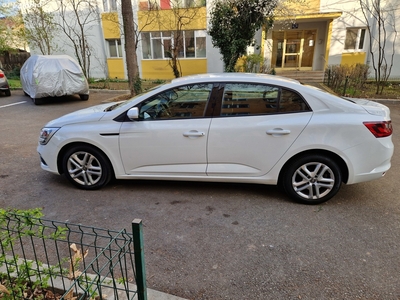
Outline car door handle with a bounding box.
[266,128,291,136]
[183,130,205,137]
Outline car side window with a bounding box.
[138,83,213,120]
[279,89,309,113]
[220,83,309,116]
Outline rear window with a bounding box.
[220,83,310,116]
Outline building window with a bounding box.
[107,39,122,58]
[140,0,205,10]
[141,30,206,59]
[104,0,117,11]
[344,28,366,50]
[195,31,206,58]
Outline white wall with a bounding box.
[20,0,108,78]
[205,0,225,73]
[322,0,400,79]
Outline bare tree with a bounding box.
[102,1,158,94]
[21,0,58,55]
[359,0,398,94]
[55,0,100,78]
[121,0,141,96]
[149,0,204,78]
[102,2,158,53]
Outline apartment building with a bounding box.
[20,0,400,80]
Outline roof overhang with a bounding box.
[274,11,342,22]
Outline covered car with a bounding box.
[21,55,89,105]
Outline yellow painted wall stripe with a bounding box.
[102,12,120,39]
[275,12,342,21]
[142,59,207,79]
[138,7,207,31]
[107,59,125,79]
[341,52,366,65]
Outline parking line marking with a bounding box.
[0,101,27,108]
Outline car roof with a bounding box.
[170,73,301,86]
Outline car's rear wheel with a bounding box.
[79,94,89,100]
[33,98,43,105]
[62,145,113,190]
[5,89,11,96]
[282,154,342,204]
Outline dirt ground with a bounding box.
[89,80,163,92]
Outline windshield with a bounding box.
[104,84,164,111]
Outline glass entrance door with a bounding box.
[284,31,302,68]
[272,30,316,70]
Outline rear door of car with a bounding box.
[206,82,313,177]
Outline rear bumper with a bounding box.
[344,136,394,184]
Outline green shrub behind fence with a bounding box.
[0,209,147,300]
[324,64,370,96]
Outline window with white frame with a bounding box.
[142,0,205,11]
[344,28,366,50]
[103,0,117,11]
[141,30,207,59]
[107,39,122,58]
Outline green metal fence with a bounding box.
[0,211,147,300]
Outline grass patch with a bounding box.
[340,81,400,99]
[8,79,22,89]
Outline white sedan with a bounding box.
[37,73,394,204]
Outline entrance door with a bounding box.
[284,31,302,68]
[272,30,316,70]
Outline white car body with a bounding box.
[37,73,394,204]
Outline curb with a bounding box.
[101,92,131,103]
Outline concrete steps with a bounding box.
[275,70,324,83]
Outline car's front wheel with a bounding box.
[62,145,113,190]
[282,154,342,205]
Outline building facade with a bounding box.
[264,0,400,78]
[20,0,400,80]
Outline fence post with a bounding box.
[327,69,331,86]
[132,219,147,300]
[343,76,349,96]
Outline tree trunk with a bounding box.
[121,0,141,96]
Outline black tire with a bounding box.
[281,154,342,205]
[79,94,89,100]
[62,145,113,190]
[33,98,43,105]
[5,89,11,96]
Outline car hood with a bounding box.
[45,103,113,127]
[347,98,391,118]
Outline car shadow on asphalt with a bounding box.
[26,95,86,105]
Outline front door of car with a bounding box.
[119,83,214,176]
[206,83,313,177]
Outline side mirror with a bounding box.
[127,107,139,120]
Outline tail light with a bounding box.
[363,121,393,138]
[0,73,4,78]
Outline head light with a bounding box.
[39,127,60,145]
